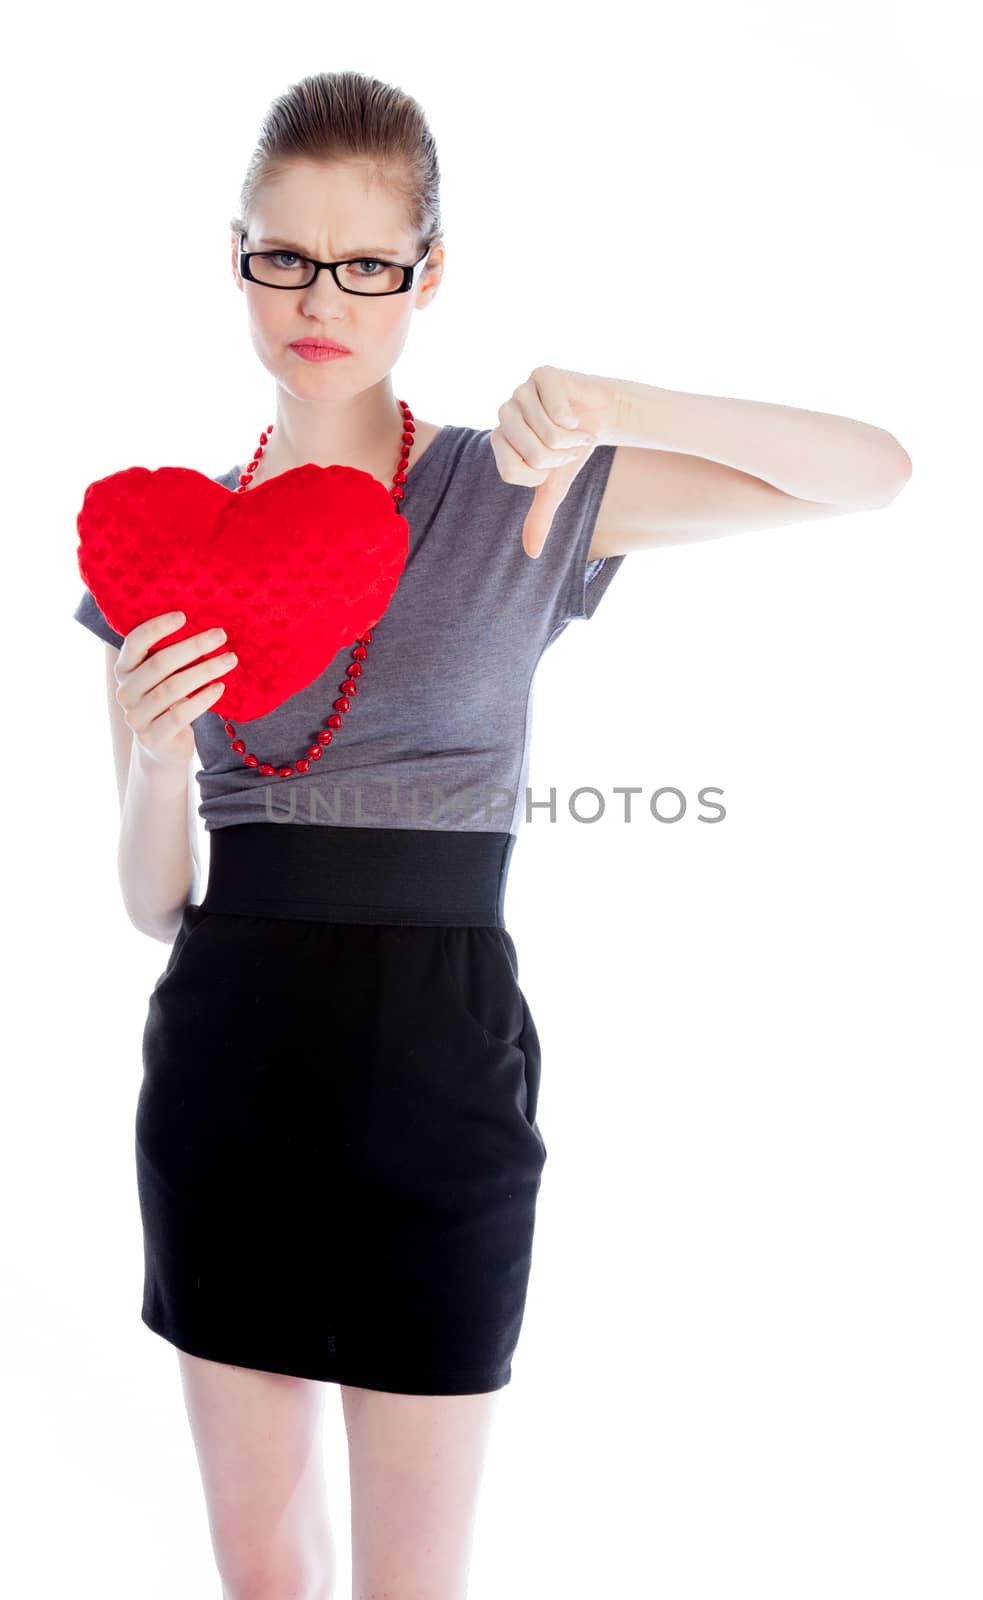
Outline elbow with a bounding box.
[119,863,201,946]
[122,887,193,944]
[873,436,913,506]
[129,908,184,944]
[858,441,922,508]
[895,440,913,479]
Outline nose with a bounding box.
[299,265,352,316]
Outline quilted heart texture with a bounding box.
[76,462,410,723]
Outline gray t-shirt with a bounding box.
[73,423,626,835]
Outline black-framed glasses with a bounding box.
[239,234,431,296]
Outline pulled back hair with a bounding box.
[228,69,444,263]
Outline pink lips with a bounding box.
[290,340,351,362]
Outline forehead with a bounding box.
[254,233,403,258]
[251,160,411,255]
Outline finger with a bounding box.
[120,635,235,717]
[499,398,592,477]
[140,626,229,687]
[119,608,187,670]
[136,679,227,741]
[520,440,596,557]
[521,473,569,559]
[527,370,595,447]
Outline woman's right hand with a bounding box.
[114,610,238,769]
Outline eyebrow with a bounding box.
[255,236,402,259]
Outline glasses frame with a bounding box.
[238,234,431,295]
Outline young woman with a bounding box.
[73,69,911,1600]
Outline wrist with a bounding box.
[131,740,193,793]
[601,376,675,448]
[568,370,647,446]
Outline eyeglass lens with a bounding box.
[248,251,404,294]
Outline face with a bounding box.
[230,158,443,397]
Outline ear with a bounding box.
[230,232,243,291]
[416,245,445,308]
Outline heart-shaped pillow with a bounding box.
[76,463,410,723]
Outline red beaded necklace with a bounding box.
[220,397,417,780]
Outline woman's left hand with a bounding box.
[489,366,617,557]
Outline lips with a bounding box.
[291,340,351,354]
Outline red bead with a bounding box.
[230,404,410,777]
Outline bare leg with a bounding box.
[341,1383,500,1600]
[177,1349,337,1600]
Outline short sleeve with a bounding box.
[547,443,627,629]
[72,587,125,649]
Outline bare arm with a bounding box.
[103,617,227,942]
[102,642,198,941]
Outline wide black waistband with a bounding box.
[197,823,516,927]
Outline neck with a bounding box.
[250,389,407,482]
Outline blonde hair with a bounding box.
[229,69,444,262]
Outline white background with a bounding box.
[7,1,980,1595]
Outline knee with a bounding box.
[221,1563,334,1600]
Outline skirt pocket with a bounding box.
[438,927,546,1154]
[438,927,525,1052]
[149,902,211,993]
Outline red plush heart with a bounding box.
[76,463,410,722]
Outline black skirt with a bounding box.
[135,822,548,1395]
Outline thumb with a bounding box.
[523,471,572,559]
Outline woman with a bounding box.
[72,68,911,1600]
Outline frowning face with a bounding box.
[231,157,443,401]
